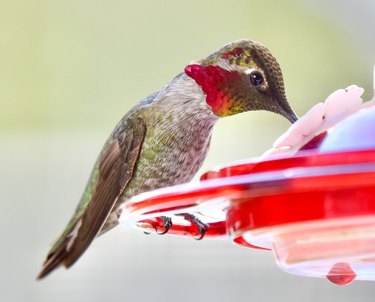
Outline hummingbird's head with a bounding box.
[184,40,298,123]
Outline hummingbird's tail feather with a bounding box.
[37,218,83,280]
[37,238,70,280]
[37,120,147,279]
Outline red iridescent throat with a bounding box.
[185,64,239,115]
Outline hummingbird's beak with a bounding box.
[276,97,298,123]
[283,108,298,123]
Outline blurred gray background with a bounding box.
[1,0,374,301]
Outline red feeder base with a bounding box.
[119,149,375,285]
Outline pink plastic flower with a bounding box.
[264,83,375,157]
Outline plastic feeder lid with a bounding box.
[118,106,375,286]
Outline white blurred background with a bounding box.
[0,0,374,301]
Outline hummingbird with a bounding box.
[37,39,298,279]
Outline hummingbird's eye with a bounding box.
[249,71,264,86]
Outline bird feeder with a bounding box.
[118,68,375,285]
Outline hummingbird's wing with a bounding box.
[37,117,146,279]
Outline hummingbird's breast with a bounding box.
[100,73,218,233]
[102,105,217,233]
[122,73,218,201]
[123,103,217,200]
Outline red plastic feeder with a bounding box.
[119,106,375,285]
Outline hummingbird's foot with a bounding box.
[156,216,173,235]
[177,213,209,240]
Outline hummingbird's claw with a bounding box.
[177,213,209,240]
[155,216,173,235]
